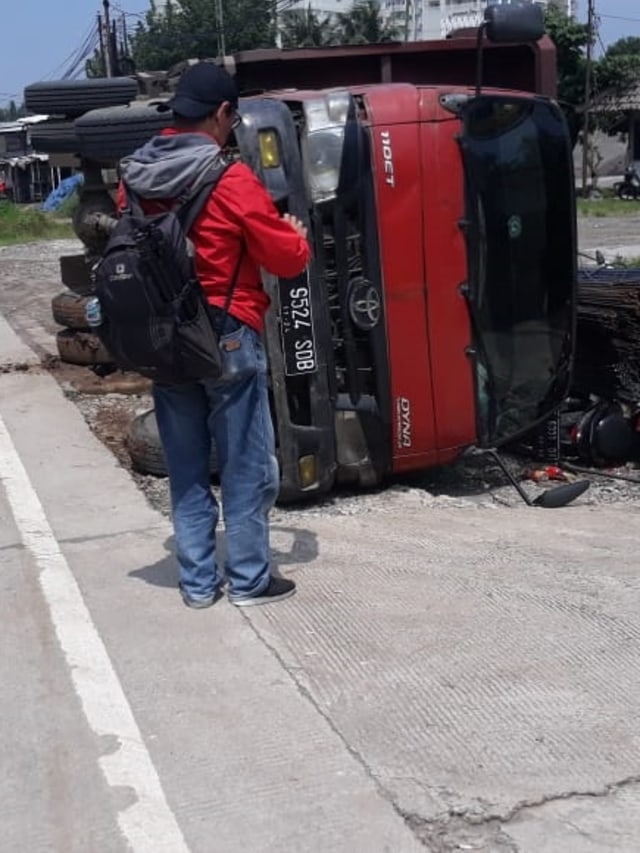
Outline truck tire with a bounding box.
[51,291,91,330]
[56,329,112,366]
[59,254,95,295]
[126,409,219,478]
[29,120,79,154]
[24,78,138,118]
[75,102,172,163]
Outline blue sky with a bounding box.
[0,0,150,107]
[1,0,638,108]
[576,0,639,56]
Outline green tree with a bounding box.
[85,48,106,78]
[603,37,640,61]
[543,7,640,139]
[129,0,190,71]
[334,0,399,45]
[280,6,336,48]
[593,36,640,96]
[591,36,640,135]
[544,5,589,113]
[0,101,26,121]
[128,0,275,72]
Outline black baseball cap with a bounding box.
[167,63,239,120]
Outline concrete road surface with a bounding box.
[2,281,640,850]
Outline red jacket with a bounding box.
[119,129,310,332]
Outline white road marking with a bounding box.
[0,413,189,853]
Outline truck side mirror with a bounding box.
[484,2,545,44]
[475,2,545,96]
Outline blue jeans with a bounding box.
[153,319,279,601]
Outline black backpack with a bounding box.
[92,161,236,384]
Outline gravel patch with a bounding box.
[69,387,640,522]
[577,214,640,258]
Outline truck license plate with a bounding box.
[279,275,317,376]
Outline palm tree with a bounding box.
[335,0,399,45]
[279,6,337,48]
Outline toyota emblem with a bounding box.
[348,279,382,331]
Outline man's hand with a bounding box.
[282,212,308,241]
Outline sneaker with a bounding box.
[229,576,296,607]
[179,584,218,610]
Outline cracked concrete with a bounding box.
[244,508,640,851]
[506,781,640,853]
[399,775,640,851]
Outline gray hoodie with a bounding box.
[119,132,222,201]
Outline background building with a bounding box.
[0,117,71,204]
[284,0,574,43]
[385,0,574,42]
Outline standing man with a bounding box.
[120,63,310,608]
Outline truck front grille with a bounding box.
[319,206,379,407]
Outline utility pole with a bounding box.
[581,0,595,196]
[273,0,282,49]
[214,0,226,57]
[102,0,114,77]
[122,13,129,56]
[111,20,119,76]
[97,13,107,76]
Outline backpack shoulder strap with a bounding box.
[121,184,145,219]
[178,159,230,236]
[174,158,242,330]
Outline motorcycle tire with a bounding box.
[616,183,639,201]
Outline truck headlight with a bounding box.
[302,91,351,203]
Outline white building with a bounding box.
[279,0,355,19]
[384,0,573,42]
[284,0,574,43]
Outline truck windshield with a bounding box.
[460,95,575,446]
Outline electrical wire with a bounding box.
[563,461,640,485]
[599,13,640,24]
[42,21,98,80]
[61,23,100,79]
[110,3,147,20]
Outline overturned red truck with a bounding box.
[32,4,583,505]
[224,6,577,502]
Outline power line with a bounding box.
[61,24,100,79]
[598,14,640,24]
[109,2,146,20]
[42,21,98,80]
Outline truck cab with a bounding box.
[230,28,576,500]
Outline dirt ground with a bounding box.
[1,221,640,519]
[577,214,640,256]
